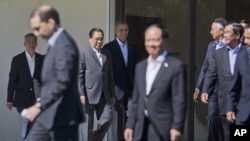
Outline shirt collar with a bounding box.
[227,42,242,54]
[48,27,64,47]
[116,37,128,46]
[92,47,101,53]
[25,50,35,59]
[147,50,168,64]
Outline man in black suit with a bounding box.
[103,21,136,141]
[227,25,250,125]
[22,5,84,141]
[6,33,43,141]
[202,23,244,141]
[124,24,187,141]
[79,28,115,141]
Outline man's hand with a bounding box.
[80,96,86,105]
[111,97,116,105]
[193,89,200,102]
[22,105,41,122]
[124,128,133,141]
[170,129,181,141]
[201,93,209,104]
[6,102,13,111]
[226,111,236,123]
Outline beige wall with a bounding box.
[0,0,114,140]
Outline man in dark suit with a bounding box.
[124,24,187,141]
[193,18,227,141]
[103,21,136,141]
[22,5,84,141]
[202,23,244,141]
[79,28,115,141]
[6,33,43,141]
[227,25,250,125]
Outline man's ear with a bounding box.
[236,33,241,40]
[48,18,55,26]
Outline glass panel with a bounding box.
[126,0,189,62]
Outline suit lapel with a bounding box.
[88,46,102,67]
[114,40,127,67]
[140,61,147,96]
[127,43,133,68]
[221,48,232,75]
[33,53,40,78]
[22,52,32,78]
[101,49,106,68]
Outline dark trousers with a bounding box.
[112,96,128,141]
[140,117,168,141]
[29,122,79,141]
[83,96,113,141]
[207,93,220,141]
[220,115,231,141]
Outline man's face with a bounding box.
[210,22,223,40]
[30,15,54,40]
[24,36,37,52]
[223,25,240,45]
[243,28,250,47]
[144,26,164,58]
[115,24,129,43]
[89,31,104,50]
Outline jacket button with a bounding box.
[30,88,33,91]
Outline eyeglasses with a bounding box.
[223,31,235,35]
[94,38,104,42]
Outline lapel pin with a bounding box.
[164,62,168,68]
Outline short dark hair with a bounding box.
[115,21,128,28]
[226,22,244,38]
[24,33,37,41]
[145,23,169,39]
[30,6,60,25]
[213,17,227,28]
[89,28,104,38]
[240,19,250,25]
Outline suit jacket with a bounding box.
[202,45,245,115]
[196,41,216,91]
[78,46,115,105]
[36,30,84,129]
[126,54,187,141]
[7,52,43,109]
[227,47,250,123]
[103,39,136,100]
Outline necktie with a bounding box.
[121,44,128,66]
[97,52,102,66]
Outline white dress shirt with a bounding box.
[146,51,167,95]
[25,50,35,77]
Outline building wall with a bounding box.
[0,0,115,140]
